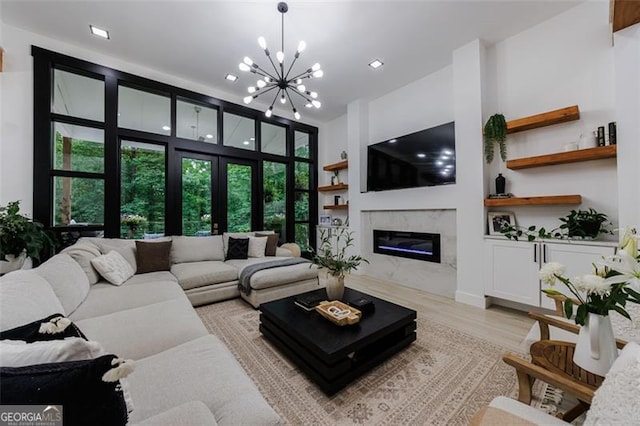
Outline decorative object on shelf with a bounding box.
[333,170,340,183]
[334,195,341,206]
[310,227,368,300]
[495,173,506,195]
[330,175,336,185]
[0,201,56,273]
[500,208,611,241]
[340,150,347,160]
[608,122,617,145]
[483,113,507,163]
[539,229,640,375]
[331,218,343,226]
[235,2,322,120]
[597,126,606,147]
[487,211,516,235]
[319,214,332,227]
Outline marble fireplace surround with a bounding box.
[360,209,457,298]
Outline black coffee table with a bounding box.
[259,287,417,395]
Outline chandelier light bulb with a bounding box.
[258,36,267,50]
[243,57,254,66]
[309,91,318,99]
[312,100,321,108]
[264,76,271,83]
[239,63,251,72]
[294,109,301,120]
[265,106,273,117]
[296,79,302,85]
[248,86,256,93]
[243,96,253,104]
[297,84,306,92]
[312,69,324,78]
[297,41,306,53]
[311,63,321,72]
[276,51,285,63]
[280,94,286,104]
[257,80,266,88]
[305,103,313,108]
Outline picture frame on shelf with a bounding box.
[319,215,332,227]
[487,211,515,235]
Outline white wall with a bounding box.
[0,23,321,215]
[486,1,617,235]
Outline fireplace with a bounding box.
[373,230,441,263]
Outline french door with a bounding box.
[177,152,257,235]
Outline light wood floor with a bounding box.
[346,274,535,352]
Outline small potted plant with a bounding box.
[0,200,56,273]
[560,209,609,239]
[484,113,508,163]
[310,228,368,300]
[121,214,147,238]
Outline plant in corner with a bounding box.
[0,201,56,270]
[310,227,368,300]
[483,113,508,163]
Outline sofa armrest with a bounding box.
[470,396,568,425]
[278,243,301,257]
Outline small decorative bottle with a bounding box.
[495,173,506,195]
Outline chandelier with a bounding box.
[238,2,322,120]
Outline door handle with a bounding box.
[534,244,537,263]
[543,244,547,263]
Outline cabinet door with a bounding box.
[540,243,617,310]
[485,239,541,306]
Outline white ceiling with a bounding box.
[2,0,584,123]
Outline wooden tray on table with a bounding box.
[315,300,362,326]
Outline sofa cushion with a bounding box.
[0,354,130,426]
[61,241,102,284]
[75,298,208,360]
[127,335,280,426]
[83,237,138,272]
[0,271,65,331]
[0,314,86,342]
[226,237,249,260]
[0,338,104,367]
[133,401,217,426]
[34,254,90,316]
[171,236,224,264]
[247,236,268,258]
[255,233,279,256]
[136,240,172,274]
[91,250,136,286]
[170,262,238,291]
[225,257,318,290]
[124,271,177,285]
[70,280,185,322]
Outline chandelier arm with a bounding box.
[289,87,313,103]
[288,70,312,82]
[252,65,279,82]
[266,54,283,80]
[284,89,298,112]
[253,85,279,99]
[270,88,282,108]
[284,55,299,81]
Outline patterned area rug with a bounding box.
[196,299,535,425]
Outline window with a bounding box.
[263,162,287,242]
[118,86,171,135]
[294,131,310,159]
[261,122,286,156]
[181,158,212,236]
[53,123,104,173]
[227,163,253,232]
[53,177,104,226]
[223,112,255,150]
[177,99,217,142]
[52,69,104,122]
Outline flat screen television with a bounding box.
[367,121,455,192]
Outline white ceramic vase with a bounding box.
[573,313,618,377]
[325,273,345,300]
[0,252,30,275]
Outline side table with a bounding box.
[503,340,604,422]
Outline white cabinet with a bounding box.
[484,238,616,309]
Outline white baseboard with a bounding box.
[455,291,490,308]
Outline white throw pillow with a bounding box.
[91,251,135,286]
[35,254,90,315]
[0,337,105,367]
[248,236,268,258]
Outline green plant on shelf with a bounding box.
[500,208,612,241]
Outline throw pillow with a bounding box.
[255,233,279,256]
[0,314,86,342]
[0,337,105,367]
[0,354,132,425]
[91,251,135,286]
[34,254,90,316]
[247,236,268,258]
[226,237,249,260]
[170,235,225,263]
[135,240,172,274]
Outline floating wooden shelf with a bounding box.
[506,145,617,170]
[484,195,582,207]
[323,204,349,210]
[612,0,640,32]
[323,160,348,172]
[506,105,580,134]
[318,183,349,192]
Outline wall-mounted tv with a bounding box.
[367,121,455,192]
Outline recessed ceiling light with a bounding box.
[206,134,213,139]
[225,73,238,82]
[388,139,397,143]
[89,25,110,39]
[162,125,171,131]
[250,137,255,141]
[417,153,426,158]
[369,59,384,69]
[243,141,250,145]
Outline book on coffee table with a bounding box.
[294,293,325,310]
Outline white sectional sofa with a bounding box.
[0,232,322,424]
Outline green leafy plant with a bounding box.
[500,208,611,241]
[120,214,147,228]
[310,228,368,277]
[484,114,508,163]
[0,201,56,262]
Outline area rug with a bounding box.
[197,299,525,425]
